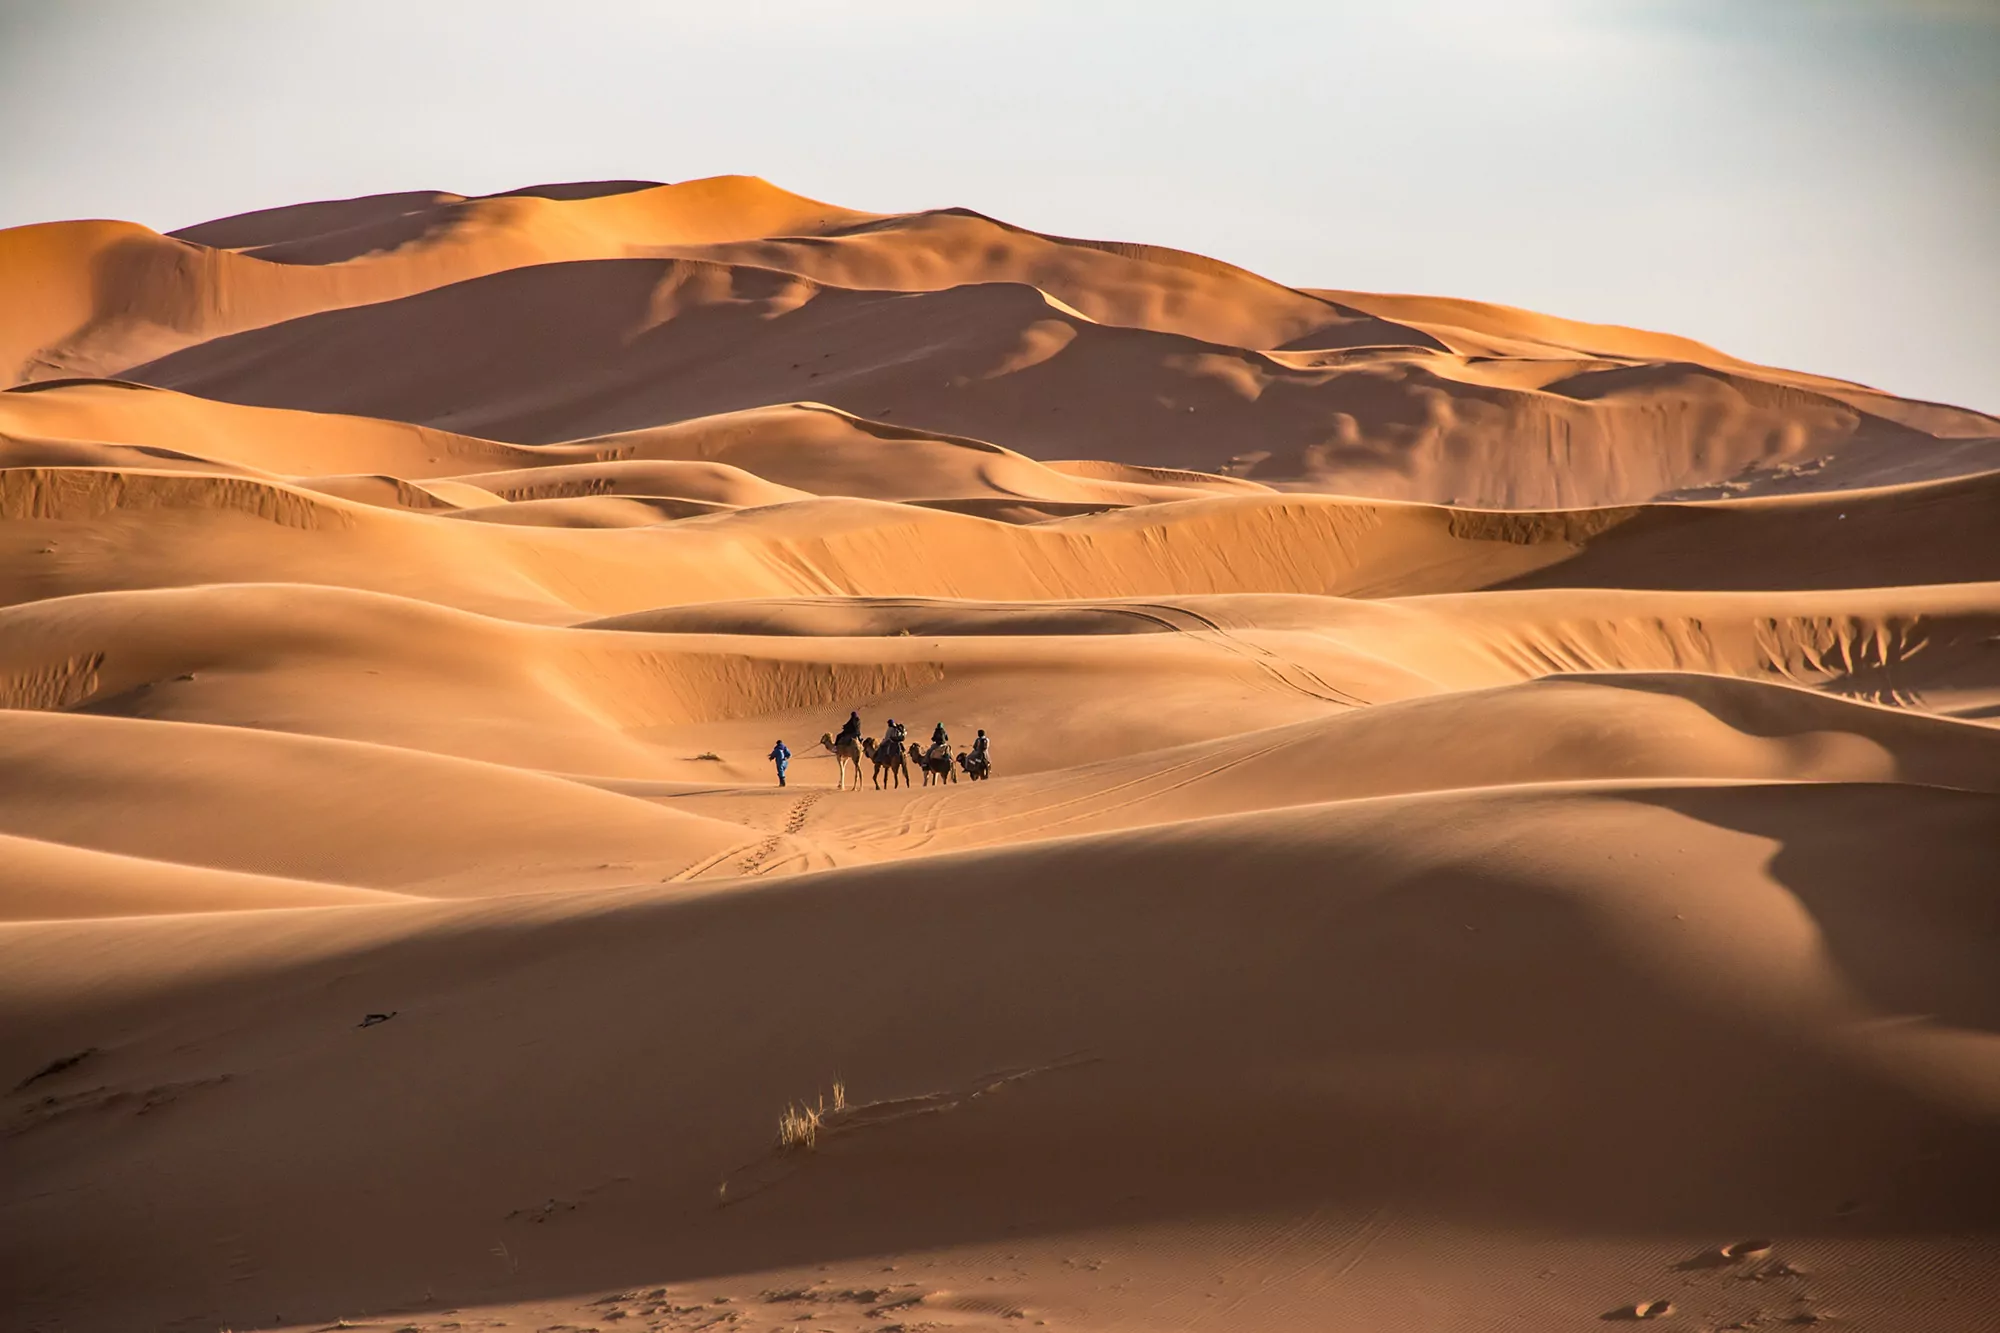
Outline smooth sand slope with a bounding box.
[3,178,1998,1333]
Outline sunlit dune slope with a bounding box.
[0,833,419,921]
[5,462,1993,641]
[0,709,775,898]
[0,467,1598,618]
[0,383,1273,508]
[0,379,555,476]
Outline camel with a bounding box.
[818,731,864,791]
[861,736,910,790]
[956,750,991,781]
[909,741,958,786]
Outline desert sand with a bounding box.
[3,176,1998,1333]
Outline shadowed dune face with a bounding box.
[4,178,1999,1333]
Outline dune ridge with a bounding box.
[3,177,1997,1333]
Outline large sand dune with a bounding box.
[3,179,1997,1333]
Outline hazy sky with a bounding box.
[3,1,1995,411]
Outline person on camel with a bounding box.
[837,711,862,746]
[883,717,907,750]
[929,721,950,754]
[968,728,991,779]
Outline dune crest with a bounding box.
[3,177,1997,1333]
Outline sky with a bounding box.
[2,0,1995,411]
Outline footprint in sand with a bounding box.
[784,791,822,835]
[737,793,822,873]
[1677,1238,1775,1271]
[1603,1299,1675,1321]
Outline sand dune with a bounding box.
[0,177,874,386]
[0,378,562,476]
[8,576,1994,787]
[6,783,1998,1330]
[0,832,419,920]
[4,178,1997,1333]
[1317,287,2000,441]
[123,254,1999,506]
[5,457,1991,645]
[0,709,774,895]
[12,172,1992,505]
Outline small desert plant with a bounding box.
[776,1079,848,1152]
[691,752,723,761]
[777,1102,821,1151]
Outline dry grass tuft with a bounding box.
[777,1101,821,1151]
[777,1079,848,1152]
[691,752,723,762]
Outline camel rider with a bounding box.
[883,718,907,750]
[930,722,950,755]
[969,729,990,776]
[836,711,862,746]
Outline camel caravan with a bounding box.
[799,713,993,790]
